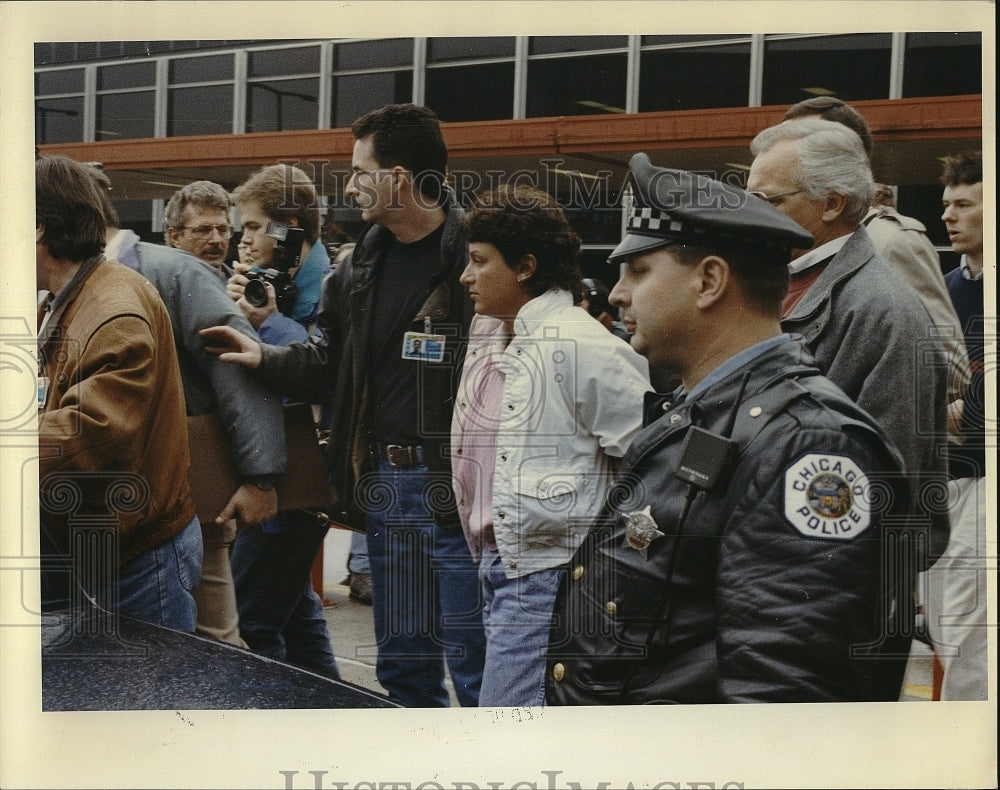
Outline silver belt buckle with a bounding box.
[385,444,415,467]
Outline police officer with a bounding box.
[545,154,913,704]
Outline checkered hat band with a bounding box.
[629,207,684,234]
[627,207,787,250]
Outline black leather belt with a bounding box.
[376,443,425,468]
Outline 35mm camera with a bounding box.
[244,222,305,315]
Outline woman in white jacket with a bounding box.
[452,185,650,706]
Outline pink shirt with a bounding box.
[453,342,507,552]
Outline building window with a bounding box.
[96,61,157,140]
[167,54,235,137]
[97,60,156,91]
[35,68,85,94]
[426,62,516,122]
[529,36,628,55]
[35,95,84,144]
[245,45,321,132]
[427,37,516,62]
[639,37,752,111]
[902,32,982,97]
[248,45,321,78]
[97,91,157,140]
[336,38,413,70]
[332,72,414,128]
[762,34,893,105]
[425,37,516,122]
[331,39,414,127]
[169,53,234,83]
[35,68,85,144]
[247,78,320,132]
[527,38,628,117]
[169,85,234,136]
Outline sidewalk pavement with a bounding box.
[320,527,384,695]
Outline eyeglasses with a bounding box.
[748,188,806,204]
[181,224,233,239]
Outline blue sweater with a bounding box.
[944,265,984,478]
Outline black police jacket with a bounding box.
[546,336,913,704]
[257,191,473,529]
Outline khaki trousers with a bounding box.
[926,477,988,701]
[192,519,248,648]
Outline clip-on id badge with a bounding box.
[37,376,49,410]
[402,317,445,362]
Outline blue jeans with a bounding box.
[478,548,564,707]
[348,530,370,574]
[366,460,486,707]
[39,513,202,633]
[230,510,339,679]
[108,515,202,632]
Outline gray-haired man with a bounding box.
[165,180,235,278]
[748,120,952,695]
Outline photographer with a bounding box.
[224,164,339,679]
[227,164,328,335]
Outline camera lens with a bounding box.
[244,277,268,307]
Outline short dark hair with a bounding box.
[352,103,448,205]
[671,242,789,320]
[36,156,106,261]
[783,96,873,157]
[83,163,121,229]
[940,150,982,187]
[462,185,583,300]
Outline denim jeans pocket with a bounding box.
[171,516,204,592]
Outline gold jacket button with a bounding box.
[552,662,566,682]
[605,601,618,616]
[572,565,585,580]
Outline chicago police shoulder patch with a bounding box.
[783,453,872,540]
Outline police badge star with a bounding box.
[621,505,665,558]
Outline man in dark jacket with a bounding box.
[546,154,912,704]
[202,104,486,706]
[748,119,951,571]
[87,163,284,648]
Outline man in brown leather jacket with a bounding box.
[37,155,201,632]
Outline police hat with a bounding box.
[608,153,814,264]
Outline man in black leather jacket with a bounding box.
[202,104,486,707]
[546,155,912,704]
